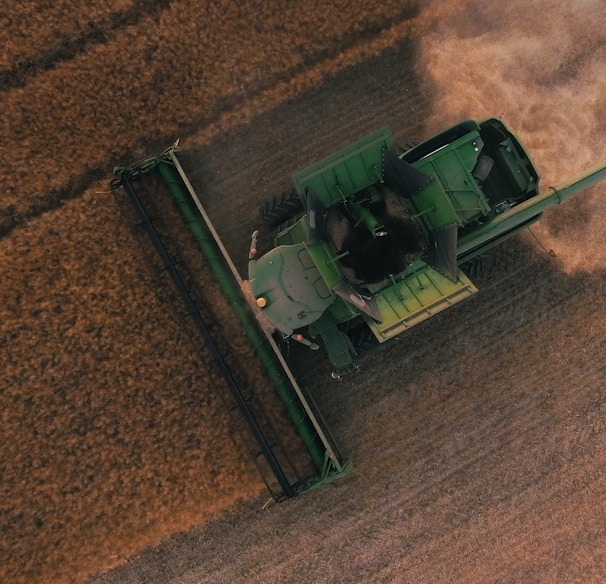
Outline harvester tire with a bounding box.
[272,213,305,238]
[348,324,379,355]
[260,189,304,229]
[461,255,486,279]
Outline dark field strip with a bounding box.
[0,0,134,69]
[0,168,105,238]
[0,0,419,239]
[0,0,170,91]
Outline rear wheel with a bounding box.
[347,323,379,355]
[460,255,486,279]
[259,189,304,229]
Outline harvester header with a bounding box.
[112,146,350,500]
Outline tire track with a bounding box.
[0,0,132,68]
[394,444,606,583]
[0,0,171,91]
[357,318,600,500]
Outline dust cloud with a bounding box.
[418,0,606,272]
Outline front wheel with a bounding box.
[347,323,379,355]
[460,255,486,279]
[259,188,304,229]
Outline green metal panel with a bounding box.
[292,127,394,207]
[305,242,344,289]
[328,296,362,323]
[364,264,478,342]
[249,244,334,335]
[411,129,490,230]
[408,180,460,230]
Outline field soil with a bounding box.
[1,1,605,583]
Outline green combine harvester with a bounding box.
[112,117,605,498]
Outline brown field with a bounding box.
[1,1,605,583]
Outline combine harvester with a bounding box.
[112,117,605,497]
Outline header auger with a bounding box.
[112,146,349,501]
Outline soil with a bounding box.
[1,1,605,583]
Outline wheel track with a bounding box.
[392,441,606,583]
[0,0,171,91]
[371,461,606,583]
[218,295,603,580]
[357,355,592,499]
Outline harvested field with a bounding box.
[1,1,605,583]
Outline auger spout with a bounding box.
[457,160,606,258]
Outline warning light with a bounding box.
[256,297,267,308]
